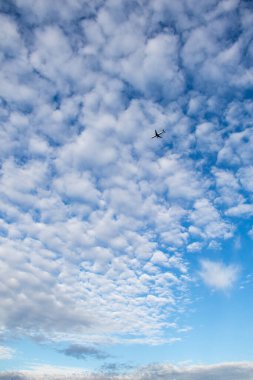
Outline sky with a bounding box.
[0,0,253,378]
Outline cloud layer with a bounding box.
[0,0,252,349]
[1,362,253,380]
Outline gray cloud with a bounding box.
[59,344,109,360]
[1,362,253,380]
[131,362,253,380]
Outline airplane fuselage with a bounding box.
[152,129,165,138]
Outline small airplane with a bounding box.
[152,129,166,138]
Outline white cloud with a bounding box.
[131,362,253,380]
[0,13,21,55]
[199,259,240,291]
[182,26,219,70]
[226,203,253,218]
[0,345,15,360]
[237,166,253,193]
[187,242,203,252]
[15,0,102,24]
[212,168,242,207]
[0,0,252,349]
[120,33,185,101]
[190,199,234,239]
[248,227,253,239]
[2,362,253,379]
[218,129,253,166]
[53,171,101,204]
[195,122,223,153]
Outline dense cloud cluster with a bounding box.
[0,0,252,359]
[1,362,253,380]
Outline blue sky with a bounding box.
[0,0,253,379]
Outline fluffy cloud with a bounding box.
[190,198,233,240]
[199,259,240,291]
[0,0,252,349]
[226,203,253,218]
[195,122,223,153]
[120,33,185,102]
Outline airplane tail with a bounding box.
[162,129,165,133]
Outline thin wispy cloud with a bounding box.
[0,345,15,360]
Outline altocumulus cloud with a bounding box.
[0,0,252,350]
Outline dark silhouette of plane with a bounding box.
[152,129,165,138]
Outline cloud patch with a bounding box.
[59,344,109,360]
[0,345,15,360]
[199,259,240,291]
